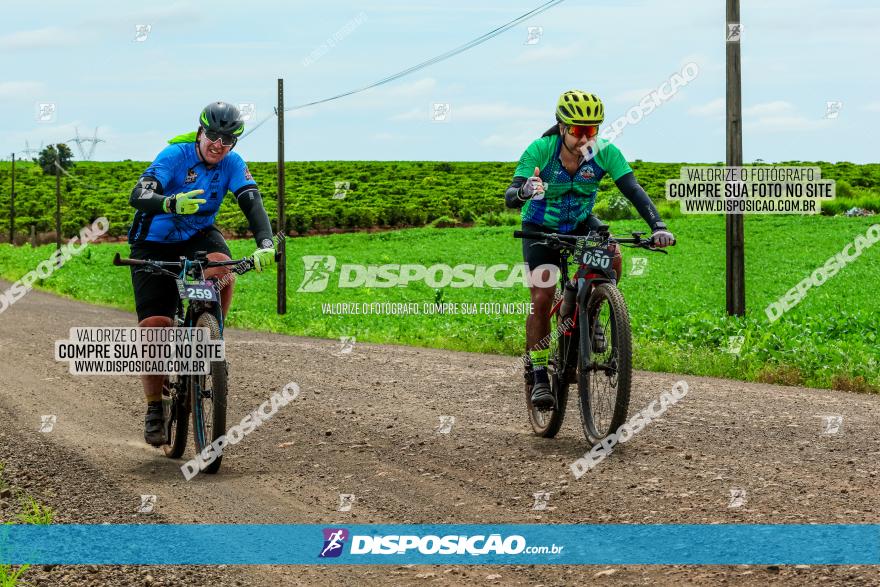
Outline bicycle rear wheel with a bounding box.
[526,289,570,438]
[161,374,190,458]
[190,312,228,475]
[577,283,632,444]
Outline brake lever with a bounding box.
[642,243,669,254]
[528,238,557,249]
[137,263,170,277]
[158,265,185,278]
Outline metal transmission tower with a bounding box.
[67,127,105,161]
[20,140,43,160]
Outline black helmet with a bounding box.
[199,101,245,137]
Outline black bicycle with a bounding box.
[114,251,256,474]
[515,225,673,444]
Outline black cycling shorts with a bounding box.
[130,226,231,322]
[520,215,604,272]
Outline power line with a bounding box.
[241,0,566,139]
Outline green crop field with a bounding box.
[1,214,877,392]
[0,159,878,240]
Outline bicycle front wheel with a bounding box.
[577,283,632,444]
[190,312,228,475]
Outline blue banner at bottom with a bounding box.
[1,524,878,565]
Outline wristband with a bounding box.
[163,197,174,214]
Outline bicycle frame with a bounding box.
[549,236,619,338]
[175,255,225,335]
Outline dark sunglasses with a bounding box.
[566,125,599,139]
[203,130,237,147]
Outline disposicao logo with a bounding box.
[319,528,349,558]
[297,255,558,292]
[298,256,337,293]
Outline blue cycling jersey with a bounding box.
[128,143,256,243]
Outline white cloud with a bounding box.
[383,78,437,97]
[373,132,395,140]
[744,101,794,117]
[690,100,825,129]
[689,98,724,117]
[615,88,654,103]
[745,116,829,132]
[512,44,580,65]
[128,2,200,23]
[317,78,438,119]
[1,4,203,53]
[0,27,80,50]
[741,101,828,131]
[453,103,545,122]
[680,54,721,76]
[687,100,829,132]
[389,108,424,121]
[82,2,201,27]
[389,102,546,123]
[481,131,537,150]
[0,81,46,99]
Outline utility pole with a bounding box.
[55,147,62,250]
[726,0,745,316]
[9,153,15,244]
[276,78,287,315]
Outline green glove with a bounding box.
[164,189,206,215]
[252,247,276,272]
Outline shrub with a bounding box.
[835,180,854,199]
[474,211,520,226]
[429,215,458,228]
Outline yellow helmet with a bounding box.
[556,90,604,125]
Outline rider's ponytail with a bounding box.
[541,116,563,137]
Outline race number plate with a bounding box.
[581,247,612,271]
[177,280,218,302]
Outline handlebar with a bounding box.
[113,252,257,277]
[513,229,675,252]
[513,230,580,242]
[113,253,248,268]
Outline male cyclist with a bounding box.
[505,90,674,410]
[128,101,276,445]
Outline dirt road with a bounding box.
[1,282,878,585]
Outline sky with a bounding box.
[1,0,878,163]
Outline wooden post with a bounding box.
[276,79,287,315]
[30,225,36,247]
[9,153,15,244]
[726,0,745,316]
[55,147,62,250]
